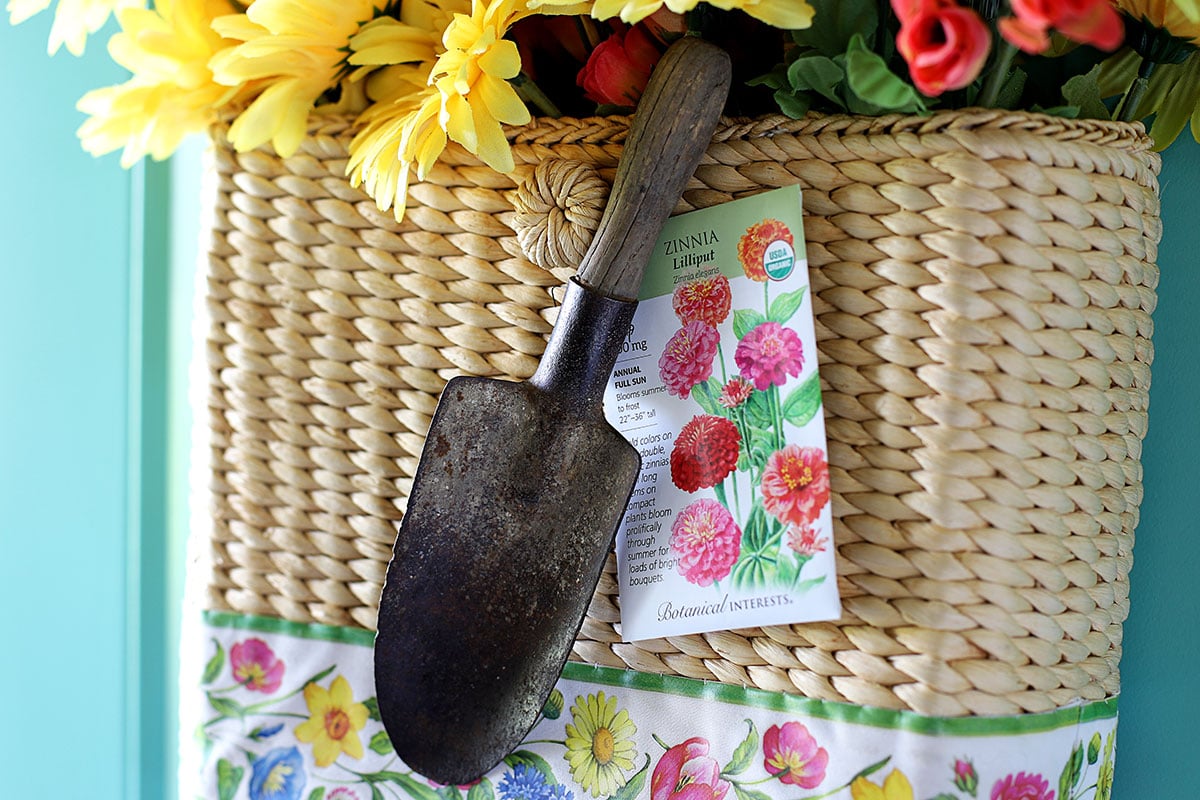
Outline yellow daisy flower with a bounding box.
[850,770,914,800]
[209,0,389,157]
[75,0,241,167]
[531,0,813,29]
[563,691,638,798]
[8,0,139,56]
[294,675,370,768]
[1114,0,1200,43]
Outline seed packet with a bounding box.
[604,185,841,641]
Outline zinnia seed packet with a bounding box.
[604,186,841,640]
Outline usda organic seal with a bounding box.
[764,239,795,280]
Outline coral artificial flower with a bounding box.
[651,738,732,800]
[670,415,741,492]
[76,0,242,168]
[564,691,638,797]
[210,0,389,157]
[718,377,754,409]
[761,445,831,527]
[850,770,913,800]
[893,0,991,96]
[669,498,741,586]
[737,219,793,282]
[8,0,139,56]
[673,274,732,327]
[786,524,828,557]
[1000,0,1124,54]
[230,637,286,693]
[734,322,804,391]
[577,22,662,106]
[531,0,813,29]
[294,675,369,767]
[989,772,1054,800]
[1114,0,1200,43]
[761,722,829,789]
[659,321,720,399]
[248,746,307,800]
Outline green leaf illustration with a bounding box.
[926,794,958,800]
[369,730,394,755]
[542,688,565,720]
[216,759,244,800]
[844,34,926,114]
[1088,732,1103,765]
[767,287,807,325]
[504,750,559,785]
[851,755,891,782]
[436,787,463,800]
[308,789,327,800]
[468,780,496,800]
[732,783,773,800]
[372,786,386,800]
[207,693,244,719]
[795,575,827,593]
[202,639,225,685]
[722,720,759,776]
[389,771,444,800]
[733,309,767,340]
[364,696,382,722]
[1059,743,1085,800]
[301,665,337,689]
[609,754,651,800]
[691,377,724,416]
[782,373,822,428]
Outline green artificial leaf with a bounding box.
[468,779,496,800]
[787,55,845,106]
[308,789,327,800]
[767,287,807,324]
[844,34,926,114]
[994,67,1028,110]
[748,68,787,91]
[774,89,812,119]
[791,0,878,58]
[364,695,382,722]
[1095,48,1141,97]
[1151,52,1200,149]
[733,309,767,340]
[390,772,444,800]
[609,754,651,800]
[1037,105,1082,118]
[1059,743,1085,800]
[202,639,225,685]
[1088,732,1103,765]
[207,693,244,719]
[1062,67,1111,120]
[369,730,394,755]
[504,751,559,785]
[216,759,244,800]
[722,720,759,776]
[782,373,823,428]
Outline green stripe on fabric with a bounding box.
[203,611,1118,736]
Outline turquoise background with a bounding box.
[1,11,1197,799]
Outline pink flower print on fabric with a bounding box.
[734,322,804,391]
[651,737,732,800]
[761,445,831,528]
[673,274,732,327]
[762,722,829,789]
[230,638,285,693]
[659,321,720,399]
[669,499,741,587]
[991,772,1055,800]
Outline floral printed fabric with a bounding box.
[188,612,1119,800]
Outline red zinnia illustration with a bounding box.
[669,499,742,587]
[672,274,732,326]
[670,415,741,492]
[735,321,804,391]
[761,445,831,527]
[659,321,720,399]
[718,376,754,409]
[737,219,793,282]
[786,524,829,557]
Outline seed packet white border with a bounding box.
[604,185,841,641]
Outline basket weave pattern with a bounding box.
[204,110,1161,718]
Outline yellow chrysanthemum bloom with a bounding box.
[532,0,813,29]
[75,0,241,167]
[850,770,914,800]
[1115,0,1200,42]
[563,691,638,798]
[210,0,389,157]
[8,0,139,56]
[294,675,370,768]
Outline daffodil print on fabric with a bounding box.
[294,674,369,767]
[7,0,139,56]
[850,769,914,800]
[564,691,638,797]
[76,0,242,167]
[210,0,390,157]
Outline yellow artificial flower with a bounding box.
[850,770,914,800]
[210,0,388,157]
[294,675,370,768]
[563,691,638,797]
[1114,0,1200,43]
[7,0,139,56]
[555,0,813,29]
[76,0,241,167]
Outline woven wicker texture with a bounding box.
[203,109,1161,718]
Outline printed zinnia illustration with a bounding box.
[761,722,829,789]
[651,737,732,800]
[230,637,286,693]
[734,321,805,391]
[658,320,720,399]
[670,415,741,492]
[717,376,754,408]
[736,219,793,282]
[786,524,829,557]
[672,274,733,326]
[761,445,831,527]
[669,499,742,586]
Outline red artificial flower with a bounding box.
[673,274,732,326]
[737,219,794,282]
[659,321,720,399]
[577,23,662,107]
[761,445,831,527]
[893,0,991,96]
[999,0,1123,55]
[670,415,741,492]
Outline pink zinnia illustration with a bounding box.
[673,275,732,326]
[762,722,829,789]
[659,321,720,399]
[718,377,754,409]
[230,638,285,693]
[761,445,831,527]
[652,738,731,800]
[737,219,794,282]
[990,771,1055,800]
[670,415,741,492]
[735,322,804,391]
[786,524,829,557]
[669,499,741,587]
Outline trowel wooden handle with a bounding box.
[575,36,731,299]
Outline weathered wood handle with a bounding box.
[574,37,732,299]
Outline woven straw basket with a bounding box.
[202,108,1161,720]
